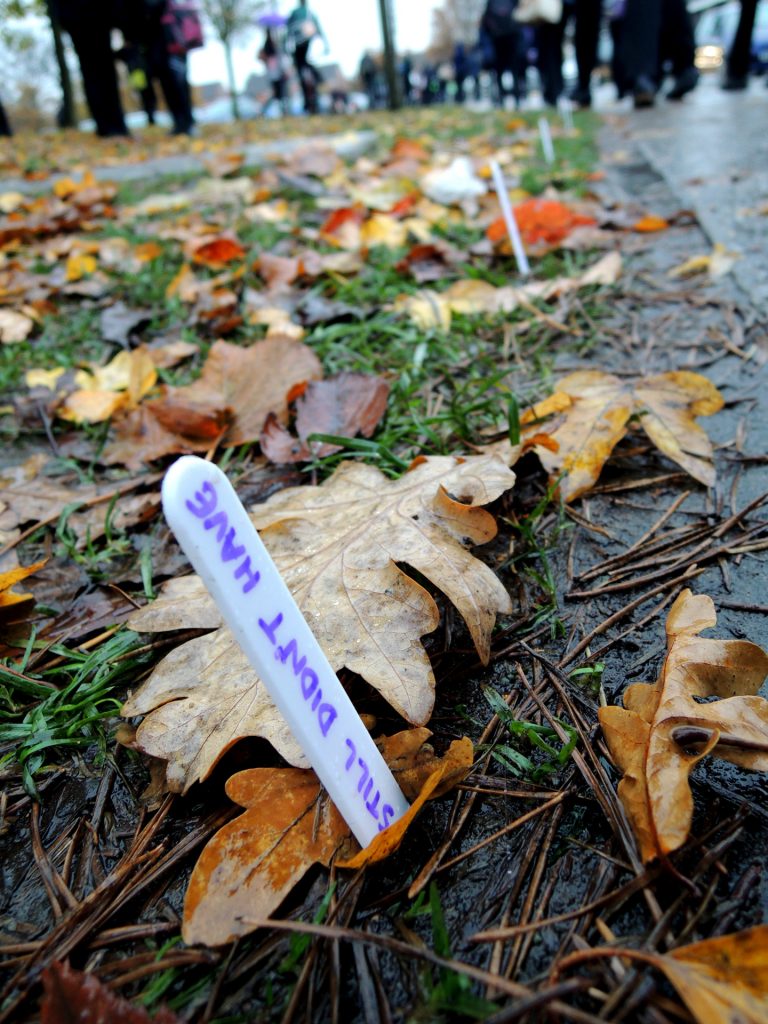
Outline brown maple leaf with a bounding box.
[522,369,724,501]
[598,589,768,862]
[182,729,473,946]
[122,455,514,789]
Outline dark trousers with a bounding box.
[142,15,193,134]
[620,0,695,86]
[492,32,526,105]
[574,0,602,92]
[67,22,127,135]
[294,41,320,114]
[727,0,759,79]
[0,100,11,136]
[537,19,566,104]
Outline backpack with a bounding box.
[483,0,518,39]
[162,0,204,55]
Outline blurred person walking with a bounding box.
[614,0,698,107]
[52,0,128,136]
[287,1,327,114]
[136,0,199,134]
[480,0,527,106]
[359,51,379,108]
[723,0,759,89]
[260,28,289,115]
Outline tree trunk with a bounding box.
[224,41,239,120]
[378,0,400,110]
[45,0,75,128]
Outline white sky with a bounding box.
[188,0,438,89]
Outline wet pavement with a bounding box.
[596,72,768,316]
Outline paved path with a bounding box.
[1,129,377,195]
[597,74,768,316]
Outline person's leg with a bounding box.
[574,0,602,103]
[68,24,128,135]
[294,43,315,113]
[147,28,193,133]
[537,20,565,106]
[0,99,11,136]
[726,0,759,85]
[663,0,699,98]
[621,0,662,104]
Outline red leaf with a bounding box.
[495,199,597,247]
[41,961,180,1024]
[191,237,246,267]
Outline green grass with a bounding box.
[0,628,150,796]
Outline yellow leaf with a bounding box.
[0,559,47,609]
[26,367,67,390]
[661,926,768,1024]
[65,253,97,282]
[669,242,739,280]
[524,369,723,500]
[179,730,472,946]
[58,389,129,424]
[360,212,409,248]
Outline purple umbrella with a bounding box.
[258,11,287,28]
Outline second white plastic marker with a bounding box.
[162,455,410,847]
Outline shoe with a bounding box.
[667,67,699,100]
[721,74,748,90]
[633,75,657,108]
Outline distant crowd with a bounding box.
[0,0,764,137]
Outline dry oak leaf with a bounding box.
[122,455,514,789]
[523,369,723,501]
[260,372,390,463]
[182,729,472,946]
[103,338,322,466]
[598,589,768,862]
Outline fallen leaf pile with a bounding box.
[599,589,768,862]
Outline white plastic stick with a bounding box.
[162,455,410,848]
[558,97,574,134]
[538,116,555,164]
[489,159,530,277]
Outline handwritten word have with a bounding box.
[186,481,261,594]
